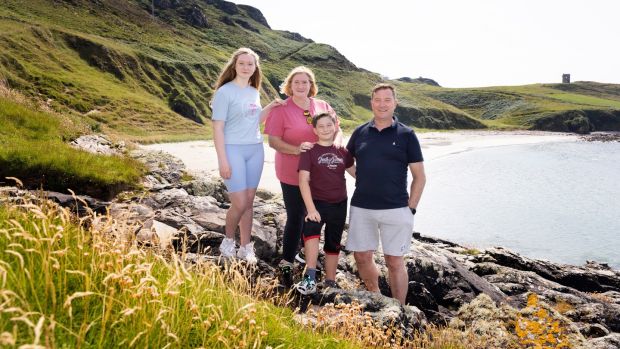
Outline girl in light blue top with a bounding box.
[211,47,282,263]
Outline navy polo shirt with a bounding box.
[346,117,424,209]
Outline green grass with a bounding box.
[1,0,620,141]
[0,196,362,348]
[0,0,488,141]
[0,96,142,198]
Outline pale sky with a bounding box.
[233,0,619,88]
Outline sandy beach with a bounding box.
[142,131,578,194]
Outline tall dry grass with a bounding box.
[0,192,359,348]
[2,190,576,349]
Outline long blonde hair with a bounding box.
[279,66,318,97]
[214,47,262,90]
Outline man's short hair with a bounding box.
[312,112,336,128]
[371,83,396,99]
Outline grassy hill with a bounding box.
[0,83,142,198]
[4,0,617,144]
[428,82,620,133]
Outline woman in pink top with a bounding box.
[264,66,343,282]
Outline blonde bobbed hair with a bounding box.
[279,66,318,97]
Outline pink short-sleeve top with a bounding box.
[264,97,337,186]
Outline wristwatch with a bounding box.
[410,207,417,215]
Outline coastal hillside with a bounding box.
[2,0,619,142]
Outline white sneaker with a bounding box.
[237,242,258,264]
[219,237,236,258]
[295,247,323,269]
[295,275,317,295]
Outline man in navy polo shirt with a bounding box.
[345,83,426,304]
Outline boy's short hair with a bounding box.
[312,112,336,128]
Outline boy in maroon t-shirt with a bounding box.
[296,112,355,294]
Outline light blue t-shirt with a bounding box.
[211,81,262,144]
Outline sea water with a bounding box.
[415,141,620,269]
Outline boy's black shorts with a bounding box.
[302,199,347,255]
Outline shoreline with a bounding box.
[143,130,579,193]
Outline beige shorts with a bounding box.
[345,205,414,256]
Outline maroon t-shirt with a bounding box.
[298,144,354,203]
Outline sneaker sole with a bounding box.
[295,254,306,264]
[294,255,325,270]
[296,288,317,295]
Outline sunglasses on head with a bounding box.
[303,110,312,125]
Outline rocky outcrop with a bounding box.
[206,0,239,15]
[287,43,359,71]
[70,134,126,155]
[397,76,441,87]
[238,4,270,28]
[119,149,619,346]
[233,18,260,33]
[471,247,620,335]
[5,148,618,346]
[480,247,620,293]
[130,148,186,190]
[168,92,201,123]
[182,5,208,28]
[154,0,181,10]
[580,132,620,142]
[279,30,313,43]
[533,109,620,134]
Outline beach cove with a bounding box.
[142,131,620,269]
[144,131,578,193]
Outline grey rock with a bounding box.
[45,190,109,214]
[113,148,620,339]
[183,5,208,28]
[481,247,620,293]
[189,210,226,233]
[237,4,270,28]
[280,30,313,43]
[70,134,125,155]
[583,333,620,349]
[255,188,276,201]
[131,149,185,189]
[136,219,177,249]
[109,202,155,224]
[147,188,190,208]
[397,76,441,87]
[580,132,620,143]
[579,323,610,338]
[208,0,238,15]
[173,230,225,254]
[153,0,180,9]
[314,288,427,335]
[403,242,509,318]
[183,175,229,203]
